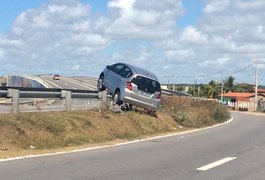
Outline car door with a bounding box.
[105,63,125,94]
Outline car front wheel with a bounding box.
[113,90,122,106]
[97,75,106,91]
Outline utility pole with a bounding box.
[254,61,258,111]
[253,58,265,111]
[193,77,197,96]
[221,71,224,102]
[173,74,175,91]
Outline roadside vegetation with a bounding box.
[170,76,255,98]
[0,96,230,158]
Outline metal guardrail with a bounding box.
[161,89,192,96]
[0,87,109,114]
[0,86,194,115]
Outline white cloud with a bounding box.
[162,65,171,70]
[101,0,184,40]
[0,49,6,60]
[180,26,208,44]
[204,0,230,13]
[1,0,265,84]
[72,64,80,70]
[234,0,265,11]
[32,12,53,28]
[108,0,135,18]
[199,57,230,67]
[107,44,153,66]
[165,49,195,61]
[256,25,263,34]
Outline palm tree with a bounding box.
[193,85,207,97]
[207,80,220,99]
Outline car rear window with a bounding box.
[131,76,161,94]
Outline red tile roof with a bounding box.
[251,87,265,93]
[222,92,265,102]
[257,88,265,93]
[222,92,255,98]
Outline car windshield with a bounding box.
[131,76,161,94]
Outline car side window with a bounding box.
[111,64,125,74]
[119,67,133,78]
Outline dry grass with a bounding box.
[0,96,230,158]
[161,96,230,127]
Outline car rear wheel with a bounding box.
[147,109,156,117]
[113,90,122,106]
[125,103,133,111]
[97,75,106,91]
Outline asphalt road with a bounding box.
[1,112,265,180]
[38,75,98,90]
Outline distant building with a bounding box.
[251,88,265,93]
[222,91,265,112]
[0,76,7,86]
[161,85,168,90]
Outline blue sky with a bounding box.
[0,0,202,32]
[0,0,109,33]
[0,0,265,85]
[177,0,203,28]
[0,0,43,33]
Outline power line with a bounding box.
[159,60,260,84]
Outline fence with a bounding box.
[0,87,109,115]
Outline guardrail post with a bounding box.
[8,89,19,115]
[102,91,107,103]
[61,90,72,112]
[98,91,108,109]
[65,91,72,112]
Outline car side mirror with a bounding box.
[106,65,111,70]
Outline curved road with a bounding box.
[1,112,265,180]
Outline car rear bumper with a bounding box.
[122,96,160,111]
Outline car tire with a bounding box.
[125,103,133,111]
[97,75,106,91]
[147,109,156,117]
[113,90,122,106]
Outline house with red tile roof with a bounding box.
[249,87,265,93]
[222,91,265,111]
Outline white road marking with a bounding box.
[44,80,62,89]
[71,79,97,90]
[80,82,97,90]
[0,117,233,162]
[197,157,237,171]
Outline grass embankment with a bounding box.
[0,96,230,158]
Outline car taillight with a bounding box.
[126,82,132,91]
[156,91,161,99]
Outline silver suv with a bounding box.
[97,63,161,111]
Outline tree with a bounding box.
[192,85,207,97]
[224,76,235,92]
[207,80,220,99]
[233,83,253,92]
